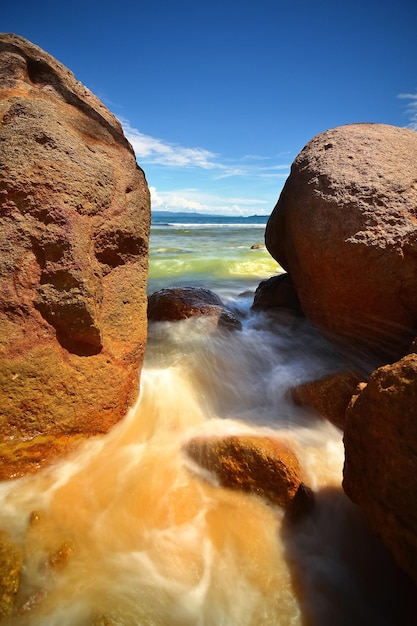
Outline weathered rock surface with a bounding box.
[343,354,417,583]
[184,434,313,517]
[291,370,363,430]
[0,34,150,478]
[148,287,242,330]
[265,123,417,361]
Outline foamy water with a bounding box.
[1,308,413,625]
[1,213,413,625]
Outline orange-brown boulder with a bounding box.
[343,354,417,583]
[265,123,417,361]
[184,434,313,517]
[0,34,150,478]
[291,370,363,430]
[147,287,242,330]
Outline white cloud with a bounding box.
[122,120,289,215]
[213,164,289,181]
[398,92,417,130]
[149,187,270,216]
[122,120,219,169]
[122,119,290,179]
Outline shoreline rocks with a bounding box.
[291,369,364,430]
[0,34,150,479]
[343,353,417,584]
[265,123,417,362]
[184,434,313,519]
[262,123,417,583]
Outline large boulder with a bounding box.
[265,123,417,361]
[343,354,417,583]
[0,34,150,478]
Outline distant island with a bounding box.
[152,210,268,219]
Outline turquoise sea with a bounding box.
[147,212,281,298]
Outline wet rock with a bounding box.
[0,530,23,620]
[0,34,150,479]
[252,273,303,315]
[147,287,242,330]
[291,370,364,430]
[265,123,417,361]
[184,434,313,516]
[343,354,417,583]
[48,540,75,570]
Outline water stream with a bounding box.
[1,305,414,625]
[0,216,414,624]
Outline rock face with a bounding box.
[0,34,150,478]
[343,354,417,583]
[184,434,313,517]
[148,287,242,330]
[265,123,417,361]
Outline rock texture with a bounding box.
[0,34,150,478]
[148,287,242,330]
[184,434,313,517]
[343,354,417,583]
[291,370,363,430]
[0,530,23,619]
[265,123,417,361]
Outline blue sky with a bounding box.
[3,0,417,215]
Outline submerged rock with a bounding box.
[265,123,417,361]
[147,286,242,330]
[343,354,417,584]
[291,369,363,430]
[184,434,313,517]
[0,530,23,620]
[0,34,150,479]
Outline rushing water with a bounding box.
[0,213,414,625]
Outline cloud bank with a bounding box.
[122,121,219,169]
[122,120,290,179]
[149,187,269,216]
[121,120,290,215]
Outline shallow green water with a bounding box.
[147,216,281,297]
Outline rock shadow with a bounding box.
[281,485,416,626]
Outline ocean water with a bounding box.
[147,213,279,297]
[0,213,414,625]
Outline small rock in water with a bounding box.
[0,530,23,619]
[148,286,242,330]
[291,369,364,430]
[183,434,313,518]
[252,273,304,316]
